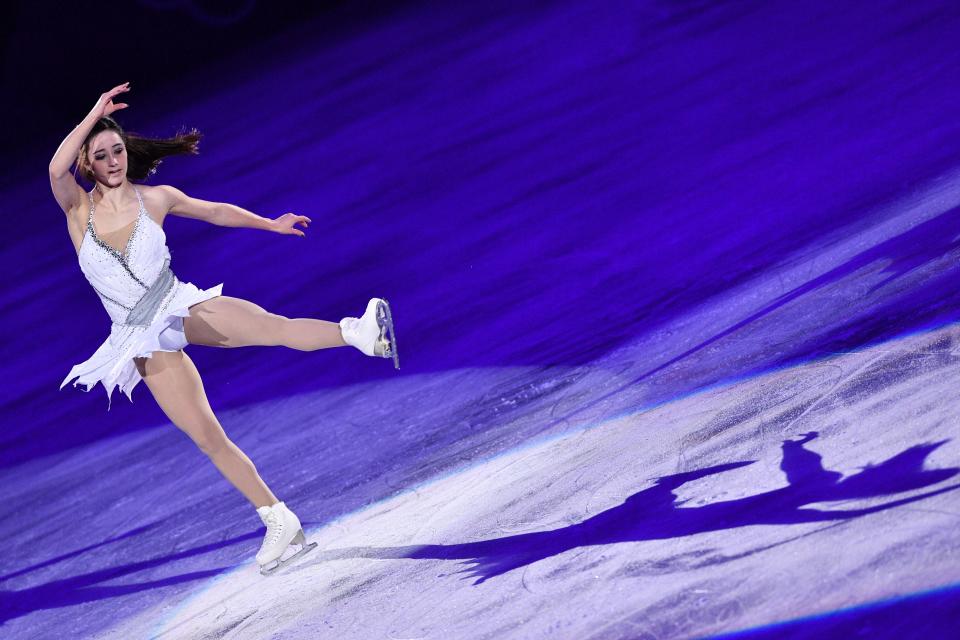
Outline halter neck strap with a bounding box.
[87,185,144,217]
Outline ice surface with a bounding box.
[81,325,960,639]
[4,0,960,638]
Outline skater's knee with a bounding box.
[196,433,232,457]
[266,313,290,332]
[182,421,231,457]
[253,313,290,346]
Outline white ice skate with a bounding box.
[339,297,400,369]
[255,501,317,576]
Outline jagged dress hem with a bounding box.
[59,281,223,411]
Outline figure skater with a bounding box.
[50,82,399,575]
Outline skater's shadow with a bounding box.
[0,526,263,625]
[322,433,960,584]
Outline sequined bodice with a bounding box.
[79,187,174,324]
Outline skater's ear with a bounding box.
[77,152,87,170]
[75,147,92,182]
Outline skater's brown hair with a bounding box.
[75,116,202,183]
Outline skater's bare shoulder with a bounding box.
[149,184,222,224]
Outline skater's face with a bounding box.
[85,130,127,188]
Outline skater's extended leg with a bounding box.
[183,296,346,350]
[134,351,279,508]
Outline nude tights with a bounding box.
[135,295,349,508]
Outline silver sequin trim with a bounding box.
[94,288,134,311]
[87,189,149,289]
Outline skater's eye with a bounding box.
[93,145,123,161]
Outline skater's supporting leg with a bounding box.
[183,295,347,350]
[134,350,279,508]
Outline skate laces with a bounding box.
[261,510,284,548]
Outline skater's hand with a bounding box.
[89,82,131,120]
[272,212,311,237]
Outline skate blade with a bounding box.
[376,298,400,370]
[259,540,318,576]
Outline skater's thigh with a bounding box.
[134,350,228,454]
[183,295,285,348]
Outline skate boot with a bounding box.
[255,501,317,576]
[339,297,400,369]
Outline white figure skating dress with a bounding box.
[60,186,223,410]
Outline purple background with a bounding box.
[2,1,960,638]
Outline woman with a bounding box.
[49,82,399,575]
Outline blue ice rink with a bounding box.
[2,1,960,637]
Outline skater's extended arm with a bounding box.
[49,83,130,214]
[155,185,311,237]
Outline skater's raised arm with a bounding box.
[155,185,311,237]
[48,83,130,214]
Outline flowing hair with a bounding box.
[75,116,202,183]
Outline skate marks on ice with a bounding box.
[555,179,960,433]
[125,324,960,640]
[0,520,255,627]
